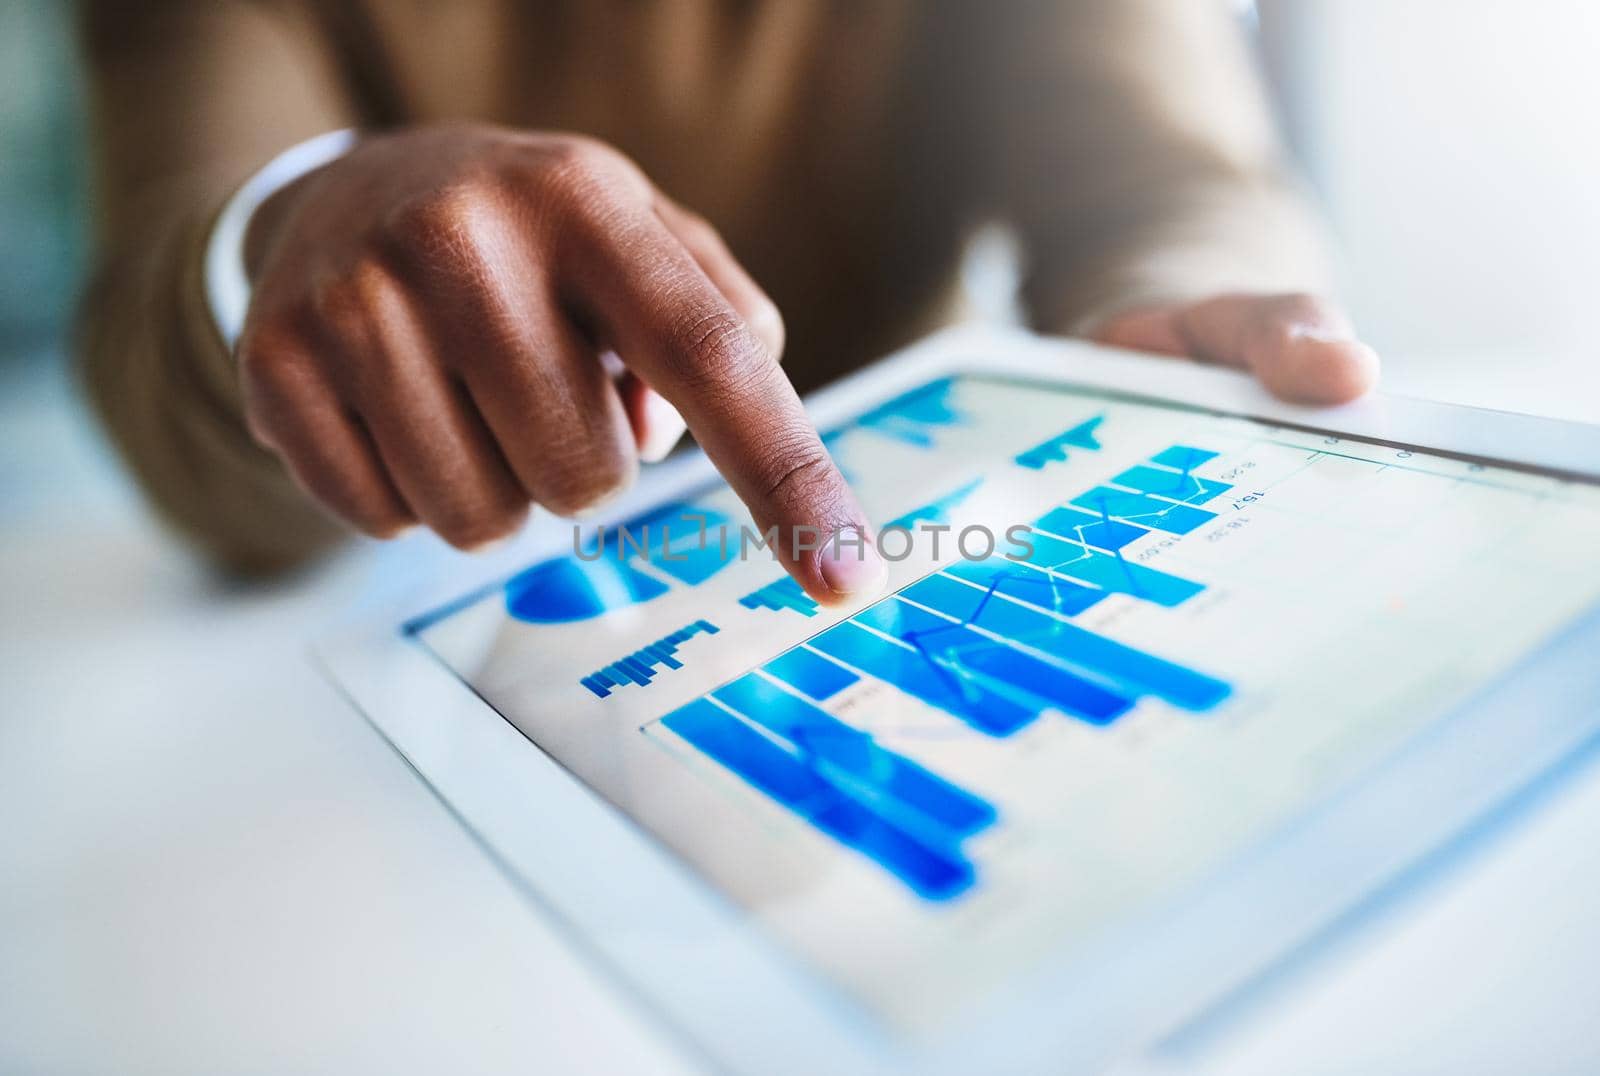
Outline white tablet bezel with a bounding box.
[316,326,1600,1075]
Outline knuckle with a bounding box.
[385,178,501,269]
[314,255,398,342]
[534,138,650,238]
[237,317,300,377]
[539,135,635,192]
[236,320,314,407]
[756,439,835,507]
[670,309,768,393]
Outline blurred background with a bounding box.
[0,0,85,364]
[1259,0,1600,420]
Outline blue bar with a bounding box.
[1014,416,1105,470]
[662,698,978,899]
[619,657,652,685]
[852,593,963,639]
[862,596,1133,725]
[1113,465,1231,504]
[650,539,730,586]
[1052,548,1205,607]
[886,478,983,530]
[580,619,720,698]
[738,576,820,617]
[809,798,975,900]
[631,503,734,586]
[944,558,1105,617]
[715,675,995,836]
[954,640,1133,725]
[1033,506,1149,552]
[855,378,963,448]
[898,575,1230,711]
[1018,528,1098,571]
[1151,445,1219,471]
[764,646,859,700]
[1070,487,1217,535]
[580,502,735,587]
[808,621,1037,736]
[1018,532,1204,607]
[664,699,820,802]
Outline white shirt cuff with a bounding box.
[202,128,358,350]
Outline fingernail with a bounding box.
[638,391,687,462]
[818,527,888,600]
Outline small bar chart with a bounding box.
[739,576,821,618]
[1014,415,1105,470]
[581,620,721,699]
[853,377,965,448]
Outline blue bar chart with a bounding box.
[657,440,1238,897]
[1014,415,1105,470]
[581,619,721,698]
[739,576,821,618]
[410,367,1600,1029]
[854,377,965,448]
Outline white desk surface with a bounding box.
[4,346,1598,1075]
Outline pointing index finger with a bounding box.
[560,206,885,602]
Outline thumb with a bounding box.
[1096,293,1380,405]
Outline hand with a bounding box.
[237,124,884,601]
[1092,293,1380,404]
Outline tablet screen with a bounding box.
[406,374,1600,1032]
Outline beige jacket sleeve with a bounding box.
[76,1,357,573]
[999,0,1334,335]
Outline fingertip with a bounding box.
[813,526,889,606]
[1275,330,1381,404]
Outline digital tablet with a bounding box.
[317,326,1600,1075]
